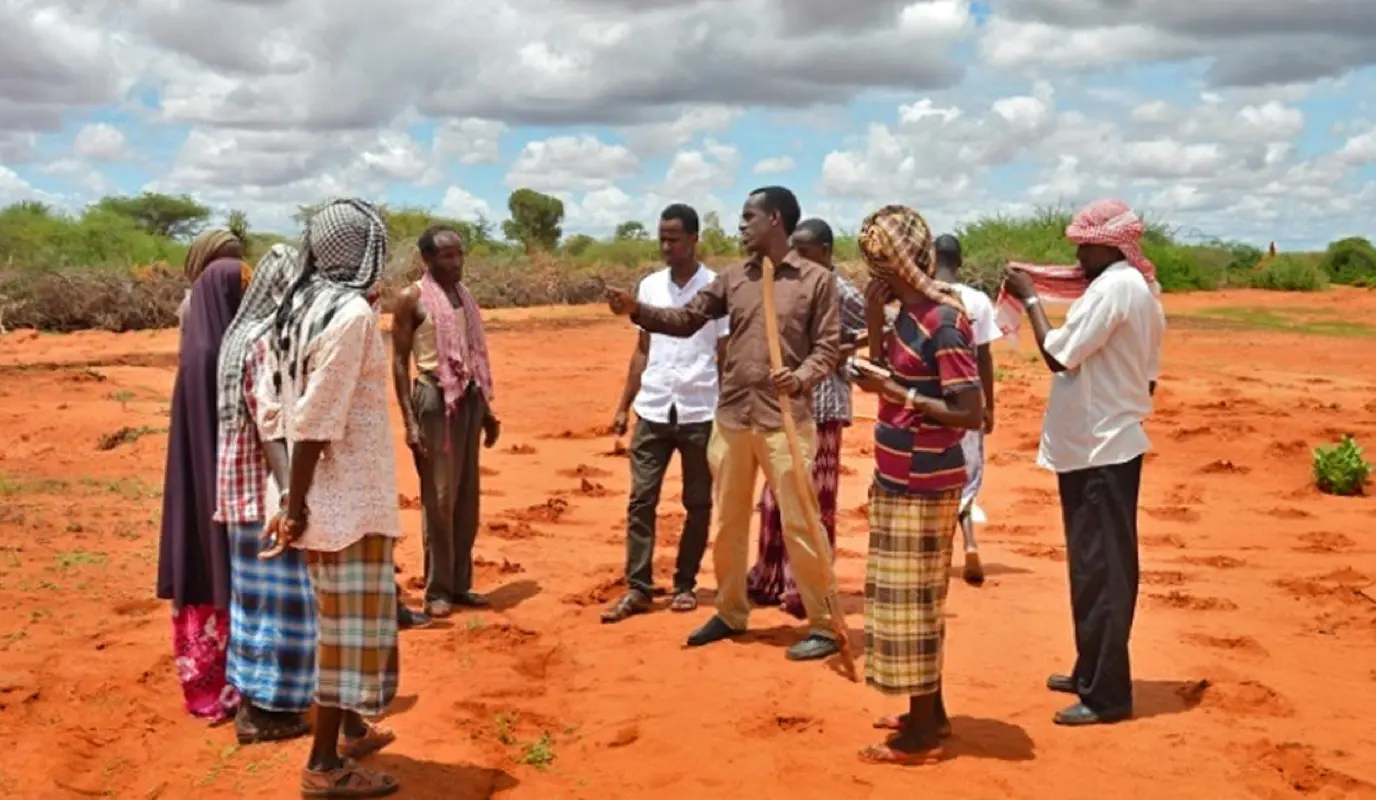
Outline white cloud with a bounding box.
[505,135,639,192]
[73,123,127,161]
[438,186,492,220]
[433,119,506,165]
[753,156,796,174]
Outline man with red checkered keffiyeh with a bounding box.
[1001,198,1166,729]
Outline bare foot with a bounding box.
[963,551,984,586]
[872,715,951,738]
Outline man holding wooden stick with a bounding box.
[603,186,844,663]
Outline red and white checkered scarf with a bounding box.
[419,264,493,431]
[995,199,1160,342]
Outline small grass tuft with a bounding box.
[1313,436,1372,497]
[518,733,557,771]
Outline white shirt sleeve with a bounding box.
[1043,283,1124,372]
[969,292,1002,346]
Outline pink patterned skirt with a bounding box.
[172,603,239,722]
[747,420,843,619]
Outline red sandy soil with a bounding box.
[2,289,1376,799]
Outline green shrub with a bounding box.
[1247,254,1328,291]
[1312,436,1372,496]
[1319,237,1376,286]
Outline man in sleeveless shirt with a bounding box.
[392,226,501,619]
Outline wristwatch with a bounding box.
[903,387,919,411]
[1023,296,1040,308]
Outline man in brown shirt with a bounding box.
[605,186,843,663]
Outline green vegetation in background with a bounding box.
[0,190,1368,333]
[1173,305,1376,337]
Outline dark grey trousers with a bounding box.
[1058,455,1144,713]
[413,379,485,604]
[624,409,713,596]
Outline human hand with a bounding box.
[259,512,304,560]
[611,408,629,438]
[770,368,803,397]
[983,406,995,435]
[405,423,427,460]
[853,371,886,395]
[1002,268,1037,302]
[482,412,501,448]
[605,287,638,316]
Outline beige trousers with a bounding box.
[708,423,837,639]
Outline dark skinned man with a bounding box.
[392,226,501,619]
[1001,198,1165,727]
[604,186,843,663]
[602,204,728,623]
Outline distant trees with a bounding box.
[502,188,564,252]
[92,192,210,239]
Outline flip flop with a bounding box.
[871,716,952,738]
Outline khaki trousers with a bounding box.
[708,423,836,639]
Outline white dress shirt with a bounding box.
[1038,262,1166,474]
[633,264,729,425]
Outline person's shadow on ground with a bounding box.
[371,754,518,800]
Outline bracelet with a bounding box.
[1023,296,1040,308]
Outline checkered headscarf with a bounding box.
[858,204,965,312]
[271,198,389,392]
[216,243,300,430]
[1065,199,1158,284]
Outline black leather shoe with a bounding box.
[786,634,839,662]
[1053,702,1131,726]
[455,592,490,608]
[686,616,742,647]
[398,605,431,630]
[1047,673,1077,694]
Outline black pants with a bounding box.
[625,408,713,596]
[413,379,485,604]
[1057,455,1143,713]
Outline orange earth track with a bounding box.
[1,288,1375,800]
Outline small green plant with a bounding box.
[519,733,557,770]
[495,712,518,745]
[97,426,167,451]
[1313,436,1372,496]
[108,390,135,410]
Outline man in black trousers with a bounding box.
[1001,198,1165,726]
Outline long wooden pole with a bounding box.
[760,256,859,683]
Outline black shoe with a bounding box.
[1046,673,1077,694]
[686,616,742,647]
[398,605,431,630]
[454,592,490,608]
[1053,702,1131,726]
[785,634,839,662]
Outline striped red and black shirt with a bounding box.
[873,302,981,495]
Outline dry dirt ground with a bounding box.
[1,289,1375,800]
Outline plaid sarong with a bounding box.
[227,522,317,712]
[864,483,961,697]
[307,535,399,716]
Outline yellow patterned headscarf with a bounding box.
[858,204,964,313]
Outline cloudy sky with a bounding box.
[2,0,1374,248]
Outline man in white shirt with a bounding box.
[1002,199,1165,728]
[603,204,728,623]
[933,234,1000,586]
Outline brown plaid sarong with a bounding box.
[307,534,399,716]
[864,483,961,697]
[858,204,965,314]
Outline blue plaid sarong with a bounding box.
[226,522,317,712]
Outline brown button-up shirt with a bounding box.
[632,251,840,431]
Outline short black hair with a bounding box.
[659,204,700,235]
[934,233,962,268]
[793,218,833,248]
[418,224,463,258]
[748,186,802,234]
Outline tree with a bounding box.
[501,188,563,252]
[1320,237,1376,286]
[614,220,648,241]
[563,233,596,257]
[93,192,211,239]
[226,209,251,256]
[699,211,739,256]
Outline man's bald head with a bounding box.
[934,233,961,280]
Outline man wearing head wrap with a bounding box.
[257,199,403,796]
[603,186,844,664]
[178,229,244,326]
[1002,198,1166,727]
[850,205,984,765]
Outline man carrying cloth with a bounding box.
[1002,198,1165,727]
[604,186,843,663]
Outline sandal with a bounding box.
[872,715,952,738]
[858,742,944,766]
[301,760,398,798]
[339,723,396,761]
[600,590,650,623]
[669,591,698,613]
[236,705,311,745]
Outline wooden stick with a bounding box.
[760,256,859,683]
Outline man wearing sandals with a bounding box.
[603,204,728,623]
[259,199,402,797]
